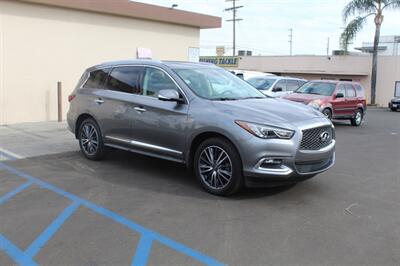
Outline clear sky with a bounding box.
[136,0,400,56]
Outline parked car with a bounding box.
[247,76,307,98]
[229,70,275,80]
[68,60,335,196]
[283,80,367,126]
[389,97,400,111]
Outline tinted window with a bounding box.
[274,80,287,91]
[345,84,356,97]
[142,67,179,97]
[247,77,277,90]
[83,68,110,89]
[286,80,300,91]
[106,67,142,94]
[296,82,336,96]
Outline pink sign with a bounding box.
[137,47,152,59]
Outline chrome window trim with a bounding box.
[105,136,183,155]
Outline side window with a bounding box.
[274,80,286,91]
[105,67,142,94]
[336,84,346,96]
[83,68,110,89]
[142,67,179,97]
[345,84,356,97]
[286,80,300,91]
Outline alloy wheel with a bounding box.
[198,146,232,190]
[355,111,362,125]
[80,123,99,156]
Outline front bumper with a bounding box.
[389,102,399,110]
[238,119,336,188]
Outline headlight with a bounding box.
[308,99,322,109]
[235,121,294,139]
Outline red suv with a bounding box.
[283,80,367,126]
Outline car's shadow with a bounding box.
[70,149,298,200]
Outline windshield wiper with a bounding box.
[242,96,265,99]
[212,97,239,101]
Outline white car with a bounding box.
[230,70,275,80]
[247,76,307,98]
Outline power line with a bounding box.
[225,0,243,56]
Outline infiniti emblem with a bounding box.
[319,131,330,142]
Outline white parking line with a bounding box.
[0,147,23,161]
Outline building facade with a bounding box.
[0,0,220,124]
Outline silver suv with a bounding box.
[67,60,335,196]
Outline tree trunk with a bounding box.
[370,22,381,105]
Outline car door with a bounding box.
[94,66,143,146]
[345,84,358,115]
[270,79,287,97]
[286,79,300,95]
[130,66,189,161]
[331,83,347,117]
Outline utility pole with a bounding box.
[225,0,243,56]
[327,37,330,57]
[288,28,293,56]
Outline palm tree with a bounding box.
[341,0,400,105]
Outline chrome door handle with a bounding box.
[95,98,104,104]
[134,107,146,112]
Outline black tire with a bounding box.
[391,108,397,112]
[193,138,243,196]
[78,118,107,160]
[350,109,363,126]
[322,108,332,120]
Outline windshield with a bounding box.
[296,82,336,96]
[247,77,277,90]
[174,68,266,100]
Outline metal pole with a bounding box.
[57,81,62,122]
[288,28,293,56]
[233,0,236,56]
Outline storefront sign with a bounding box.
[199,56,239,67]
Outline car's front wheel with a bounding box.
[78,118,107,160]
[350,109,363,126]
[194,138,243,196]
[390,108,397,112]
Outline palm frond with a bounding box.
[343,0,377,22]
[382,0,400,9]
[340,16,369,51]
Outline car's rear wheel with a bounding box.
[350,109,363,126]
[78,118,107,160]
[322,108,332,120]
[194,138,243,196]
[390,108,397,112]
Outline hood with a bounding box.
[212,98,325,126]
[283,93,330,104]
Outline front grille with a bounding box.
[295,155,334,173]
[300,126,334,150]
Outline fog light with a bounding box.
[260,158,282,169]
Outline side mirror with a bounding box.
[272,87,283,92]
[158,89,183,103]
[336,92,344,98]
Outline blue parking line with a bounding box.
[0,181,33,204]
[0,234,38,266]
[131,233,154,266]
[25,201,80,258]
[0,162,224,266]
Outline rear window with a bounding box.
[105,66,142,94]
[345,84,356,97]
[82,68,110,89]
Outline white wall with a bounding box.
[0,1,199,124]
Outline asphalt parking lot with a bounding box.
[1,108,399,266]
